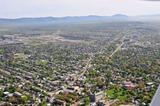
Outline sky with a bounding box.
[0,0,160,18]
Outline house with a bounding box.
[123,81,135,89]
[64,86,80,93]
[95,92,105,101]
[13,92,22,97]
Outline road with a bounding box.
[109,42,124,58]
[95,36,125,106]
[68,36,126,87]
[74,36,125,85]
[71,53,93,85]
[51,35,125,100]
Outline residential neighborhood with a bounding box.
[0,20,160,106]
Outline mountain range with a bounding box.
[0,14,160,25]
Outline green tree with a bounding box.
[84,96,90,106]
[21,95,29,103]
[0,90,3,100]
[39,99,47,106]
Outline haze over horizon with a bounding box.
[0,0,160,18]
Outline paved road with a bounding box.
[71,53,93,85]
[72,36,125,85]
[95,36,125,105]
[52,36,125,100]
[109,42,124,58]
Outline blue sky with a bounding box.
[0,0,160,18]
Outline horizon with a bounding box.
[0,13,160,19]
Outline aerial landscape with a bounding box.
[0,0,160,106]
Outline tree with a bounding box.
[84,96,90,106]
[39,99,47,106]
[6,86,16,93]
[0,90,3,100]
[21,95,29,104]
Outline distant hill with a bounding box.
[112,14,128,18]
[0,15,129,25]
[0,14,160,25]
